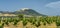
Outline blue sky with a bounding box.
[0,0,60,16]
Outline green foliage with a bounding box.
[22,18,28,26]
[18,14,24,18]
[0,16,60,27]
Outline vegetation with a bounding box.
[0,15,60,28]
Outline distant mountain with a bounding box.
[0,11,13,14]
[13,8,46,16]
[0,8,47,16]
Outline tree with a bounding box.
[18,14,24,20]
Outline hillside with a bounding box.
[13,8,46,16]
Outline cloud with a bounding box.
[44,1,60,15]
[45,1,60,8]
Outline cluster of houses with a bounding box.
[0,13,17,16]
[0,13,17,19]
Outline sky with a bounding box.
[0,0,60,16]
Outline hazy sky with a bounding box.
[0,0,60,16]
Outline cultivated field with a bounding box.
[0,15,60,28]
